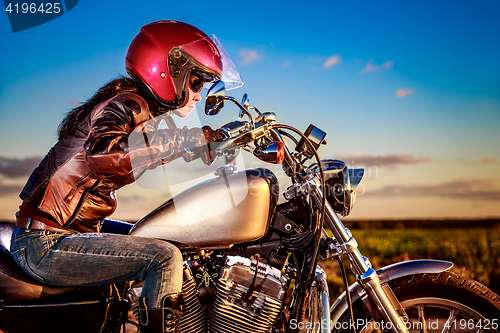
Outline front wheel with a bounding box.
[334,271,500,332]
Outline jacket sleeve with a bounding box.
[83,93,205,177]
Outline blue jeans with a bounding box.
[10,227,183,308]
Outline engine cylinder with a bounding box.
[208,255,287,333]
[179,265,206,333]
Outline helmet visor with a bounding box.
[177,35,244,90]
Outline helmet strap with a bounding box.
[168,48,192,105]
[162,114,177,129]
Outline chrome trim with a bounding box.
[255,112,276,124]
[316,266,331,333]
[358,268,409,333]
[310,184,369,276]
[214,165,237,178]
[330,259,454,324]
[322,236,359,258]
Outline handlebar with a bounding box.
[215,117,300,174]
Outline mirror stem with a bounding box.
[226,96,255,128]
[249,106,262,116]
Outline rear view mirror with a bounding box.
[205,80,227,116]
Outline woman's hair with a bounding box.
[57,76,144,140]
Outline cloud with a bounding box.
[336,153,433,167]
[383,61,394,69]
[323,54,341,68]
[365,179,500,201]
[0,184,23,196]
[452,158,498,165]
[482,158,497,164]
[360,62,377,74]
[282,60,290,68]
[0,156,42,178]
[396,89,415,97]
[360,59,394,74]
[239,49,264,65]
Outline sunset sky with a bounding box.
[1,0,499,221]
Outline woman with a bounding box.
[10,21,238,333]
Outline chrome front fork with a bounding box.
[310,186,409,333]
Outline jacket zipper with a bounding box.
[64,172,94,203]
[63,178,102,228]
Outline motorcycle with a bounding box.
[1,80,499,333]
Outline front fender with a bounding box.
[329,259,453,324]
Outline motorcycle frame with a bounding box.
[268,126,430,333]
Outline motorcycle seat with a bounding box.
[0,221,80,302]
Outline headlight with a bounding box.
[309,159,364,216]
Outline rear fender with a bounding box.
[329,259,453,324]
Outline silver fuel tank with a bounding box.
[129,168,278,250]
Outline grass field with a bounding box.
[319,225,500,299]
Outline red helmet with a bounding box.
[126,21,224,108]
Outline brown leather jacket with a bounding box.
[19,92,205,233]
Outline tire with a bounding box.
[334,271,500,332]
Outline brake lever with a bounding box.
[215,110,280,158]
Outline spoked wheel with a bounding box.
[334,272,500,333]
[357,297,498,333]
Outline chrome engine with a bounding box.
[130,256,287,333]
[208,255,287,333]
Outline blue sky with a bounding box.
[0,0,499,220]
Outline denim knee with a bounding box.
[148,240,183,272]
